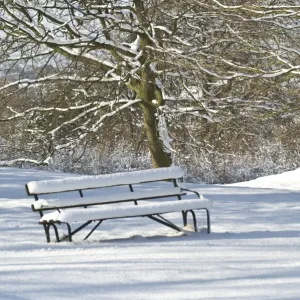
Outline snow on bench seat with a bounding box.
[32,187,183,210]
[40,198,211,223]
[27,167,183,195]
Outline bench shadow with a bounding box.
[83,228,300,245]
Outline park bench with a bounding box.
[25,166,211,243]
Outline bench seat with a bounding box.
[32,187,184,210]
[40,198,211,223]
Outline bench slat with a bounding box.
[27,167,183,195]
[40,198,211,223]
[32,187,183,210]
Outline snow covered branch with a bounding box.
[0,0,299,168]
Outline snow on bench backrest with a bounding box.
[32,187,183,210]
[27,166,184,195]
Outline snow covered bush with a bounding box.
[46,143,152,175]
[179,141,300,184]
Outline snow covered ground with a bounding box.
[1,167,300,300]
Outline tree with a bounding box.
[0,0,299,168]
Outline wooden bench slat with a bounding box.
[40,198,211,223]
[27,167,183,195]
[32,187,183,210]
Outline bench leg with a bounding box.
[184,209,211,233]
[45,225,51,243]
[205,209,211,233]
[59,221,93,242]
[84,220,103,241]
[65,223,72,242]
[52,224,60,242]
[183,210,198,232]
[147,215,182,232]
[182,211,187,227]
[44,224,60,243]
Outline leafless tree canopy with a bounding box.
[0,0,299,172]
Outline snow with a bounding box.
[1,167,300,299]
[27,166,183,194]
[128,35,140,51]
[158,114,173,154]
[32,187,183,209]
[40,198,211,223]
[230,168,300,190]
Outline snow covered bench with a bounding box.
[25,167,211,243]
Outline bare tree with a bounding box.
[0,0,299,167]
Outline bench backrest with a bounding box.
[32,187,184,211]
[26,167,184,196]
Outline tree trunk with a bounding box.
[133,68,172,168]
[141,101,172,168]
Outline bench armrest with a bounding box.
[180,187,201,198]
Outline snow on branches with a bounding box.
[0,0,299,167]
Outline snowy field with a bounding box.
[1,167,300,300]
